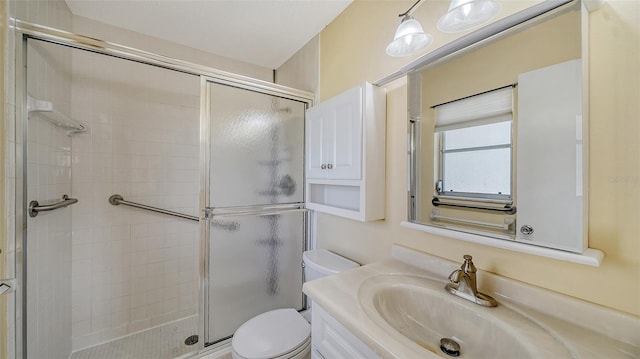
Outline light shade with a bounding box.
[438,0,501,33]
[386,15,433,57]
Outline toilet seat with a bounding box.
[232,308,311,359]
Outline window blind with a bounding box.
[434,86,514,132]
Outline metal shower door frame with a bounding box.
[198,76,312,347]
[12,19,313,358]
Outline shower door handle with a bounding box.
[203,204,306,219]
[0,279,15,295]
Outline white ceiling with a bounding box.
[64,0,352,69]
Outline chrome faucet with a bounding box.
[445,255,497,307]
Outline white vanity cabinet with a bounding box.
[312,304,380,359]
[305,82,386,222]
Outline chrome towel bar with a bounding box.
[202,203,307,219]
[432,197,517,215]
[430,212,515,230]
[109,194,305,229]
[109,194,199,222]
[28,194,78,217]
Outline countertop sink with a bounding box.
[358,274,573,358]
[303,249,640,358]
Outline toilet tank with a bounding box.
[302,249,359,282]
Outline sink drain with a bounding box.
[440,338,461,357]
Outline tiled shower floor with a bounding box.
[70,316,200,359]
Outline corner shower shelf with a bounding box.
[27,95,87,135]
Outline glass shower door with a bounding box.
[206,212,306,343]
[0,224,11,359]
[203,82,307,345]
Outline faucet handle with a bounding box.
[448,269,463,284]
[461,254,476,273]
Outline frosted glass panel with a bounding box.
[443,121,511,150]
[0,294,6,359]
[209,84,305,207]
[443,148,511,195]
[207,211,305,343]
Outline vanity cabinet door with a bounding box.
[306,86,362,180]
[312,304,380,359]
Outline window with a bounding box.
[434,86,514,202]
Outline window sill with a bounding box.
[400,221,604,267]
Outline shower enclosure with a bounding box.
[11,20,312,359]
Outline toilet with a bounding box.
[231,249,359,359]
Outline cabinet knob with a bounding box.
[327,164,333,169]
[321,164,326,169]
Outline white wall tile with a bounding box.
[18,4,74,356]
[69,51,200,349]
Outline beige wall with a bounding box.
[276,35,319,94]
[317,0,640,317]
[319,0,541,100]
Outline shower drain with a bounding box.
[185,335,199,346]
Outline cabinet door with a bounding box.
[306,105,331,179]
[329,86,362,179]
[306,86,363,180]
[312,304,380,359]
[516,59,584,252]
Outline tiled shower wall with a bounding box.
[25,23,74,359]
[69,49,201,350]
[9,1,75,359]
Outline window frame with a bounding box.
[436,122,514,203]
[433,85,516,204]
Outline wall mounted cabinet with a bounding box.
[305,82,386,222]
[307,86,363,180]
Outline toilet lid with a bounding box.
[233,308,311,359]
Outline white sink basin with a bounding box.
[358,274,573,358]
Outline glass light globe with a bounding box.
[386,16,433,57]
[438,0,501,33]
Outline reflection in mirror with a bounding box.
[408,5,586,253]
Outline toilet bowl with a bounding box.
[231,249,359,359]
[232,308,311,359]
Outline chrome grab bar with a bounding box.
[109,194,199,222]
[109,194,242,231]
[28,194,78,217]
[432,197,517,215]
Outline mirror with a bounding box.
[408,4,586,253]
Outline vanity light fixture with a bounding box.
[437,0,501,33]
[386,0,432,58]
